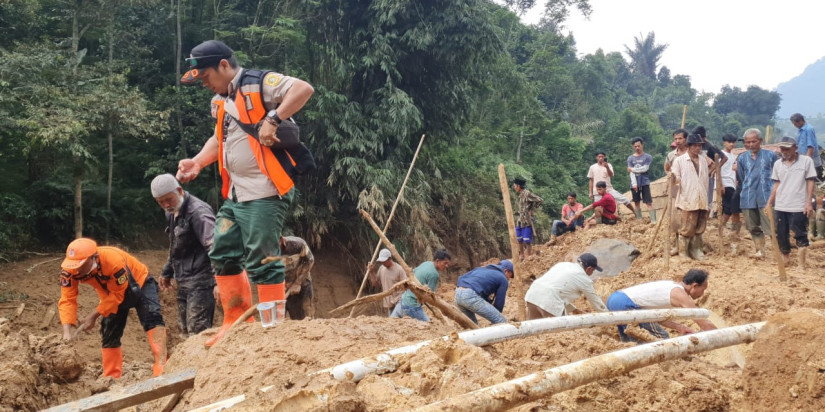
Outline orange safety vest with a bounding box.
[58,247,149,325]
[215,69,313,199]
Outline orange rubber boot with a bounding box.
[257,282,286,303]
[101,347,123,378]
[147,326,168,376]
[205,271,253,347]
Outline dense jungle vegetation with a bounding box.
[0,0,781,265]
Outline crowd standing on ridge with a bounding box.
[53,38,824,380]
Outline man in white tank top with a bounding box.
[606,269,717,342]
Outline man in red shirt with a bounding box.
[574,181,618,229]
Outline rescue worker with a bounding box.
[58,238,167,378]
[151,173,217,337]
[176,40,314,346]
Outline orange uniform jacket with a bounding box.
[58,247,149,325]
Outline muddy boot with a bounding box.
[670,235,680,256]
[649,209,657,224]
[205,271,253,347]
[690,236,705,261]
[147,326,168,377]
[817,218,825,240]
[753,236,766,258]
[679,235,691,259]
[635,209,643,219]
[799,247,808,270]
[101,347,123,379]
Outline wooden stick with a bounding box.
[329,280,409,314]
[40,305,56,329]
[350,134,427,317]
[360,209,478,329]
[681,105,687,128]
[715,154,723,254]
[646,200,670,253]
[497,164,525,321]
[665,175,672,270]
[764,206,787,281]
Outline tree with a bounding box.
[624,32,668,79]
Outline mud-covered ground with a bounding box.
[2,217,825,411]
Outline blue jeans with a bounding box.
[389,302,430,322]
[454,287,507,325]
[606,291,669,342]
[551,219,581,236]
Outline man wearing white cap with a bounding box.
[151,174,217,337]
[367,248,407,316]
[524,253,607,319]
[766,136,817,268]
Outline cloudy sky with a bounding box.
[522,0,825,93]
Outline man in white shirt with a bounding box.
[524,253,607,319]
[766,136,817,268]
[720,134,743,255]
[606,269,717,342]
[587,151,635,215]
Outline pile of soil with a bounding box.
[3,217,825,410]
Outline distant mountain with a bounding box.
[776,57,825,119]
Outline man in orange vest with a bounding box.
[58,238,167,378]
[176,40,314,346]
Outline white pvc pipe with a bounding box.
[319,309,710,382]
[415,322,765,412]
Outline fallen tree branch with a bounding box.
[329,280,409,314]
[360,209,478,330]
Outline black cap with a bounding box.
[686,134,703,145]
[722,133,737,143]
[181,40,234,84]
[578,253,602,272]
[513,177,526,187]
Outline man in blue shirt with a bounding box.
[790,113,824,240]
[454,259,513,325]
[736,128,778,257]
[627,137,655,222]
[390,249,451,322]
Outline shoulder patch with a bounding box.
[264,73,282,87]
[117,273,127,285]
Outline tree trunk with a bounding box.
[105,12,114,243]
[73,155,83,238]
[175,0,186,156]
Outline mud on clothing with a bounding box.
[280,236,315,320]
[516,188,543,227]
[160,192,217,335]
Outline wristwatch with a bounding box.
[266,109,282,125]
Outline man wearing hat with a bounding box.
[512,177,543,259]
[175,40,315,346]
[368,248,408,316]
[58,238,167,378]
[524,253,607,319]
[665,129,688,255]
[670,133,712,260]
[736,128,778,258]
[766,136,817,268]
[151,174,217,337]
[390,249,452,322]
[454,259,513,325]
[606,269,717,342]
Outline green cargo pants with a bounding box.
[209,190,294,284]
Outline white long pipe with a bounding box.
[415,322,765,412]
[319,309,710,382]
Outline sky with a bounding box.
[522,0,825,94]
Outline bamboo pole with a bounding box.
[497,164,525,320]
[316,309,710,383]
[764,206,787,281]
[350,134,426,317]
[665,174,672,270]
[359,209,478,329]
[715,154,723,254]
[681,105,687,128]
[765,125,773,144]
[414,322,765,412]
[645,198,669,254]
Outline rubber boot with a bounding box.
[257,282,286,303]
[799,247,808,270]
[101,347,123,378]
[649,209,657,224]
[817,219,825,240]
[691,236,705,261]
[205,271,253,347]
[147,326,168,377]
[635,209,643,219]
[679,235,691,259]
[753,236,766,258]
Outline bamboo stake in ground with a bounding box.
[350,134,427,317]
[665,175,672,271]
[764,205,787,281]
[681,105,687,128]
[497,164,525,321]
[359,209,478,329]
[646,198,670,255]
[715,154,724,254]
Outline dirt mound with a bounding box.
[742,310,825,410]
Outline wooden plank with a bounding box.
[40,304,56,329]
[498,164,525,320]
[42,368,196,412]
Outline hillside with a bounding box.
[776,56,825,118]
